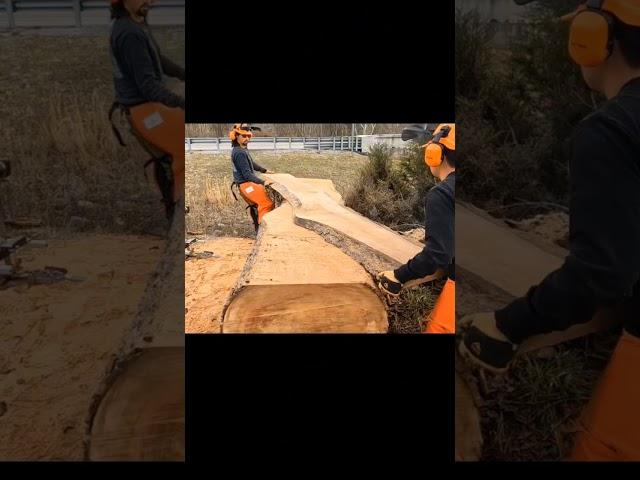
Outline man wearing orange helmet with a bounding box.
[460,0,640,460]
[377,124,456,334]
[109,0,185,219]
[229,124,275,230]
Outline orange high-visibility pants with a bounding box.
[568,331,640,461]
[423,278,455,334]
[128,102,184,202]
[238,182,275,224]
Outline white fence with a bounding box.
[0,0,185,28]
[185,135,406,154]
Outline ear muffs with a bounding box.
[568,2,614,67]
[425,143,445,167]
[423,124,454,168]
[229,124,253,141]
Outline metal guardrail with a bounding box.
[1,0,184,28]
[185,136,367,153]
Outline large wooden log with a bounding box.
[222,202,387,333]
[265,173,425,275]
[222,173,452,333]
[85,202,185,461]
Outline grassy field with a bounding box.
[0,27,184,236]
[185,151,369,237]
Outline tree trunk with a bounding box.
[222,201,387,332]
[85,201,185,461]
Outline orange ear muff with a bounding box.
[425,142,444,167]
[569,8,613,67]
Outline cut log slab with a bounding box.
[265,173,423,274]
[86,201,185,460]
[223,203,387,333]
[291,178,345,205]
[456,201,564,297]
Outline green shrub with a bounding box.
[345,143,434,229]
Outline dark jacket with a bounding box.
[110,15,185,109]
[231,147,267,185]
[395,172,455,283]
[496,77,640,343]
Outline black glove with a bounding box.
[376,271,403,296]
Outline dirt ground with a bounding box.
[0,234,163,460]
[185,237,254,333]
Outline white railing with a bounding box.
[185,135,406,153]
[185,136,365,153]
[1,0,184,28]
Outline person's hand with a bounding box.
[265,170,275,174]
[264,179,274,186]
[376,271,403,296]
[458,312,518,374]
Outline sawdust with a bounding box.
[185,237,254,333]
[505,212,569,249]
[401,227,425,244]
[0,234,164,460]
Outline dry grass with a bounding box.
[389,283,441,334]
[479,331,618,460]
[185,151,368,237]
[203,177,233,209]
[0,28,184,235]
